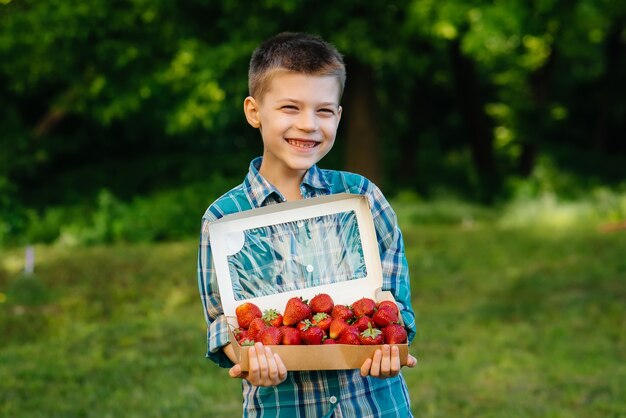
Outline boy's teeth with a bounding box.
[287,139,317,148]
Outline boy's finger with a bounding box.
[247,346,260,383]
[390,345,401,375]
[229,364,242,378]
[265,346,279,382]
[274,353,288,381]
[370,349,382,377]
[360,358,373,377]
[380,345,391,376]
[406,354,417,368]
[255,343,269,379]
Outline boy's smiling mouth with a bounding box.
[285,138,320,149]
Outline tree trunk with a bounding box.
[449,40,498,201]
[594,21,624,153]
[516,45,558,178]
[343,60,381,185]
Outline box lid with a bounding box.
[209,193,383,324]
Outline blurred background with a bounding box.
[1,1,625,417]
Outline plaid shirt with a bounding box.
[198,157,416,417]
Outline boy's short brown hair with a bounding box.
[248,32,346,100]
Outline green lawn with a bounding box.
[1,208,625,417]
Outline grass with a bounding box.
[1,204,625,417]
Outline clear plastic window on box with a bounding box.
[227,210,367,301]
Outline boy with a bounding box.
[198,32,417,417]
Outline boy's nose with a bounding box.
[295,111,318,132]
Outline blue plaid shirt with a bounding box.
[198,157,416,417]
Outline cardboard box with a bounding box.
[209,193,409,371]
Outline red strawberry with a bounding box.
[262,309,283,328]
[280,326,302,345]
[323,338,337,344]
[300,322,324,345]
[235,302,262,329]
[247,317,267,341]
[257,326,282,345]
[309,293,334,314]
[283,297,311,326]
[352,298,376,318]
[329,318,349,339]
[240,338,255,346]
[358,323,384,345]
[297,319,310,332]
[331,305,353,322]
[353,316,374,332]
[312,312,332,333]
[377,300,399,316]
[382,324,408,344]
[233,327,249,343]
[337,325,360,345]
[372,306,399,327]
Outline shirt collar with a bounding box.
[301,162,332,193]
[243,157,332,207]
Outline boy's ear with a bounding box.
[243,96,261,128]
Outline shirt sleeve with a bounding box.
[197,216,234,368]
[366,184,417,344]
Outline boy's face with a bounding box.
[244,71,342,179]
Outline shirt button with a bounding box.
[306,265,314,273]
[329,396,337,404]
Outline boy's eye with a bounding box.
[281,105,298,111]
[319,108,335,115]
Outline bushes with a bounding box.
[3,169,626,247]
[7,175,237,246]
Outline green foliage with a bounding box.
[0,0,625,241]
[392,190,494,226]
[19,175,237,246]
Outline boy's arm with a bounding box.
[360,183,418,378]
[368,185,417,342]
[197,218,235,368]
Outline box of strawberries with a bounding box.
[208,193,410,371]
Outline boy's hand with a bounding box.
[359,344,417,379]
[229,342,288,386]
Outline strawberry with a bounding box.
[353,315,374,332]
[280,326,302,345]
[233,327,249,343]
[235,302,262,329]
[312,312,332,333]
[297,319,310,332]
[359,323,384,345]
[309,293,334,314]
[331,305,353,322]
[240,338,255,346]
[257,326,282,345]
[372,306,399,328]
[382,323,408,344]
[329,318,348,339]
[323,338,337,344]
[337,325,360,345]
[377,300,399,316]
[283,297,311,326]
[262,309,283,328]
[247,317,267,341]
[352,297,376,318]
[300,321,324,345]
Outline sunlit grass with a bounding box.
[1,201,625,417]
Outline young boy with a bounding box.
[198,32,417,417]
